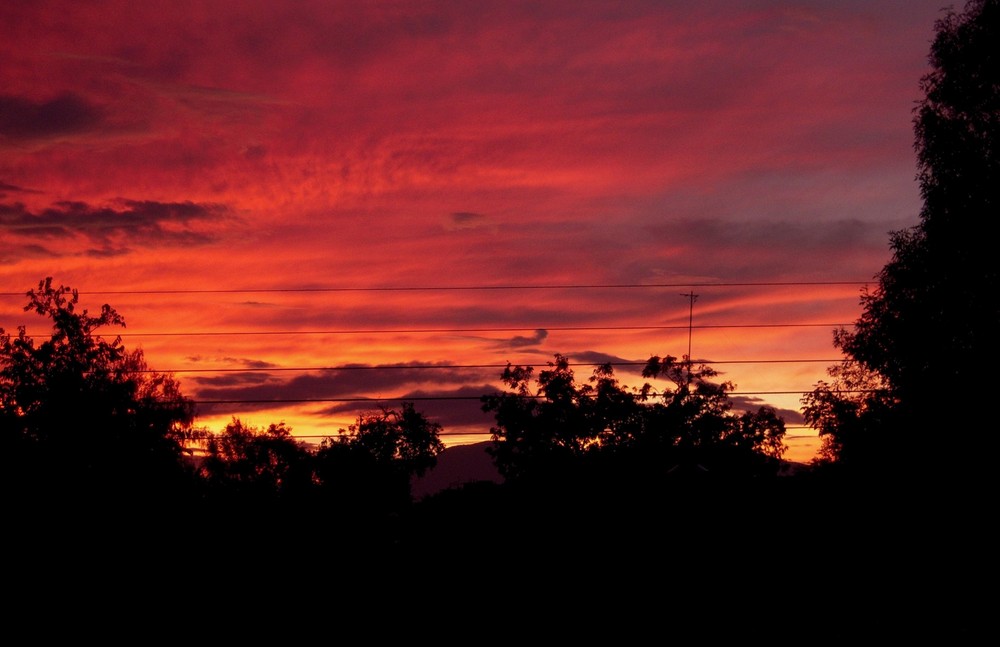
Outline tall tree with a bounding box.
[0,278,196,501]
[804,0,999,475]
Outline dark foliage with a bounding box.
[313,402,445,514]
[0,278,197,503]
[804,0,999,479]
[195,418,314,501]
[482,353,787,487]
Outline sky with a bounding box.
[0,1,951,463]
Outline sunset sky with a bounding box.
[1,1,949,462]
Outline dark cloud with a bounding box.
[0,198,230,254]
[0,93,103,142]
[0,181,43,197]
[191,371,276,388]
[188,355,636,437]
[230,357,280,369]
[317,384,502,431]
[0,242,58,264]
[189,362,496,417]
[563,350,642,367]
[184,356,280,370]
[493,328,548,349]
[508,329,549,348]
[444,211,497,231]
[727,395,804,425]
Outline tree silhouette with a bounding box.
[482,353,786,485]
[803,0,999,477]
[639,354,786,475]
[0,278,196,502]
[196,418,314,501]
[481,355,615,482]
[313,402,445,513]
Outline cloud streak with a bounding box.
[0,199,232,259]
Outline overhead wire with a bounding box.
[137,358,847,373]
[106,322,853,337]
[189,389,875,405]
[0,279,875,298]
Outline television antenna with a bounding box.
[680,291,698,382]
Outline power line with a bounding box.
[142,358,848,373]
[0,280,874,297]
[189,390,872,405]
[107,323,851,337]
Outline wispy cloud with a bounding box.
[0,198,232,258]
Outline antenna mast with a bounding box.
[680,291,698,381]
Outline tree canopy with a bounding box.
[313,403,446,512]
[196,418,314,500]
[482,353,786,485]
[0,278,197,501]
[803,0,999,477]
